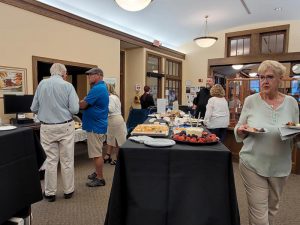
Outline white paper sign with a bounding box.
[173,101,179,111]
[157,98,167,113]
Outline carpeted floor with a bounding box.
[31,142,300,225]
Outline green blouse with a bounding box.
[234,93,299,177]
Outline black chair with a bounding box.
[126,108,150,136]
[179,105,195,114]
[148,106,157,114]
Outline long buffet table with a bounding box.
[0,127,44,224]
[105,127,240,225]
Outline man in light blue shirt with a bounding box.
[31,63,79,202]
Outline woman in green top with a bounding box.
[235,60,299,225]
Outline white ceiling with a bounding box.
[37,0,300,51]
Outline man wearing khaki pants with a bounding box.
[31,63,79,202]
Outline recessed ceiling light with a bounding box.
[249,72,257,77]
[274,7,282,11]
[232,64,243,70]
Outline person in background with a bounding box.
[204,84,229,142]
[228,94,242,109]
[192,77,215,118]
[131,95,142,109]
[235,60,299,225]
[31,63,79,202]
[103,83,127,165]
[140,85,155,109]
[79,67,109,187]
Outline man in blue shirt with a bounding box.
[31,63,79,202]
[79,67,109,187]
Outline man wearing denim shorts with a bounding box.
[80,67,109,187]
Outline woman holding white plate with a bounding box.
[235,60,299,225]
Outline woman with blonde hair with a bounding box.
[103,83,127,165]
[235,60,299,225]
[204,84,229,142]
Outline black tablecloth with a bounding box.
[0,128,44,224]
[105,139,240,225]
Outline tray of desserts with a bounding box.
[131,124,169,137]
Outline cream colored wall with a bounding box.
[179,20,300,104]
[124,48,145,119]
[0,3,120,123]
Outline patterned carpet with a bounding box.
[31,142,300,225]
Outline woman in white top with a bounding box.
[104,83,127,165]
[204,84,229,142]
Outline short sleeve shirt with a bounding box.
[82,81,109,134]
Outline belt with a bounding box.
[41,119,73,125]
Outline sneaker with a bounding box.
[87,172,97,180]
[86,178,106,187]
[64,191,74,199]
[43,192,56,202]
[110,160,117,165]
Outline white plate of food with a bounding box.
[285,122,300,130]
[0,125,17,131]
[144,138,176,147]
[245,127,268,134]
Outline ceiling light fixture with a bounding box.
[194,16,218,48]
[232,64,244,70]
[249,72,258,77]
[274,7,282,11]
[115,0,153,12]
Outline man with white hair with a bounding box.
[31,63,79,202]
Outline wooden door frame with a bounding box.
[120,51,125,116]
[32,56,97,91]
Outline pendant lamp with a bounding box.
[115,0,153,12]
[194,16,218,48]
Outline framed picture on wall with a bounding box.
[0,66,27,97]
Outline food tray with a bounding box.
[131,124,169,137]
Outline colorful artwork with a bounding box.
[0,66,27,97]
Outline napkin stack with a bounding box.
[278,127,300,141]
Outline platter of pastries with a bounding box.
[131,124,169,137]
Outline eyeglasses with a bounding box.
[258,74,275,82]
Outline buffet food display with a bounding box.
[131,124,169,137]
[130,110,219,145]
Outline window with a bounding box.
[147,54,161,73]
[229,36,250,56]
[250,80,259,93]
[261,31,285,54]
[146,53,162,102]
[225,25,289,57]
[165,59,182,105]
